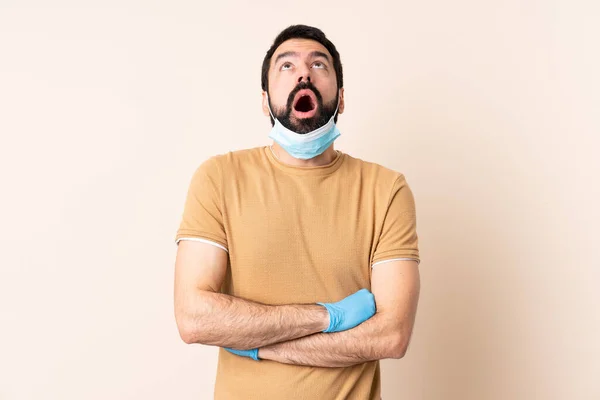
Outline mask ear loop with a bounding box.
[332,89,341,119]
[265,93,276,121]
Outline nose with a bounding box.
[297,63,312,84]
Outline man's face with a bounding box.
[263,38,344,134]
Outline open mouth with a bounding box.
[292,90,317,117]
[294,95,315,112]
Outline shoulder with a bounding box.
[342,152,406,185]
[187,147,266,192]
[211,146,266,170]
[195,146,266,174]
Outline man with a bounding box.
[173,25,421,400]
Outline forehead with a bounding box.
[271,38,332,66]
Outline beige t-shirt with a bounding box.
[175,146,420,400]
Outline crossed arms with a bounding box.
[174,240,420,368]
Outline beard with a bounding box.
[270,81,338,134]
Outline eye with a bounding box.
[312,61,325,69]
[281,62,293,71]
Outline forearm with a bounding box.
[258,313,402,368]
[181,290,329,349]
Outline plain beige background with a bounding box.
[1,1,598,399]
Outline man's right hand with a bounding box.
[317,288,376,333]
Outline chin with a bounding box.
[290,117,321,134]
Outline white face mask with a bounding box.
[266,91,341,160]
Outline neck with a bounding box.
[271,142,337,167]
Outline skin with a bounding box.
[261,38,345,167]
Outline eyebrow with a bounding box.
[309,51,331,63]
[274,51,299,65]
[273,50,331,65]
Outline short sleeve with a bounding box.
[174,157,228,251]
[371,174,420,267]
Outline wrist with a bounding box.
[258,346,276,361]
[316,303,330,332]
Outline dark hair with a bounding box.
[261,25,343,93]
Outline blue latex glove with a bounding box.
[317,288,376,333]
[224,347,260,361]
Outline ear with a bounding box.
[338,87,345,114]
[261,91,270,117]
